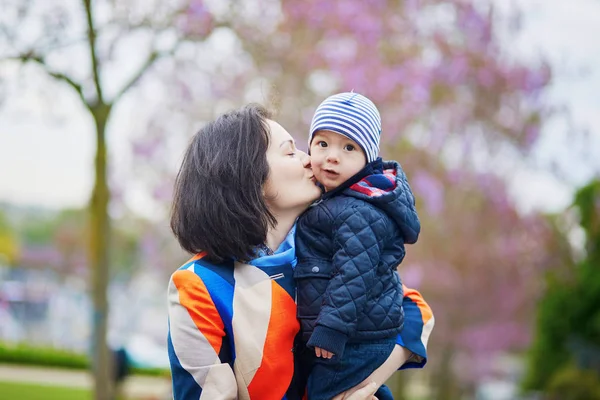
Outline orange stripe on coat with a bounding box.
[247,280,300,400]
[188,251,207,262]
[402,284,433,324]
[172,269,224,355]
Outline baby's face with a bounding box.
[310,130,367,192]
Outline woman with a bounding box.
[168,104,434,400]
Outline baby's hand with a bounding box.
[315,347,334,359]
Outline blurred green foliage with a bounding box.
[0,209,19,264]
[523,180,600,396]
[0,381,91,400]
[0,342,168,377]
[0,342,88,370]
[546,366,600,400]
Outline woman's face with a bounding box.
[263,119,322,215]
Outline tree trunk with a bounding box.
[90,104,113,400]
[434,346,460,400]
[387,372,408,400]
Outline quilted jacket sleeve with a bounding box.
[307,205,390,357]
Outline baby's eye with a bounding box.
[343,144,355,151]
[317,141,328,148]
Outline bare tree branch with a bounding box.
[112,42,182,103]
[112,51,159,103]
[5,53,88,105]
[83,0,104,104]
[101,5,190,34]
[27,35,89,55]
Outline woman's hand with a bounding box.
[360,345,411,390]
[332,345,411,400]
[332,382,378,400]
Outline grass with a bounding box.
[0,381,91,400]
[0,342,88,370]
[0,342,169,377]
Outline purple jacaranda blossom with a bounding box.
[152,180,174,202]
[477,67,495,88]
[401,263,424,288]
[439,54,469,86]
[132,136,162,159]
[461,322,530,354]
[427,124,449,152]
[524,65,551,92]
[373,71,397,100]
[319,36,357,64]
[404,0,421,15]
[179,0,214,38]
[458,4,493,50]
[412,170,444,215]
[409,82,431,105]
[524,124,540,149]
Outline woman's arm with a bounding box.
[168,269,237,400]
[333,345,411,400]
[340,382,379,400]
[335,285,434,399]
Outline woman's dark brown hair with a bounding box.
[170,104,277,262]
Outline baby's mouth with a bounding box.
[323,168,338,175]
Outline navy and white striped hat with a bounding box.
[309,92,382,163]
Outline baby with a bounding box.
[295,92,421,400]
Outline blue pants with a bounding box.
[300,338,396,400]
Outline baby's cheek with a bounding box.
[313,158,325,169]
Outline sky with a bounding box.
[500,0,600,213]
[0,0,599,215]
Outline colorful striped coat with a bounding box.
[168,231,434,400]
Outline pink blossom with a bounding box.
[477,67,495,88]
[413,170,445,215]
[401,263,424,288]
[179,0,214,38]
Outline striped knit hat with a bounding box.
[309,92,382,163]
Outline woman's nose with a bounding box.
[300,151,312,168]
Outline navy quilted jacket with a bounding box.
[295,158,420,357]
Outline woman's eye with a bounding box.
[344,144,355,151]
[288,152,296,157]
